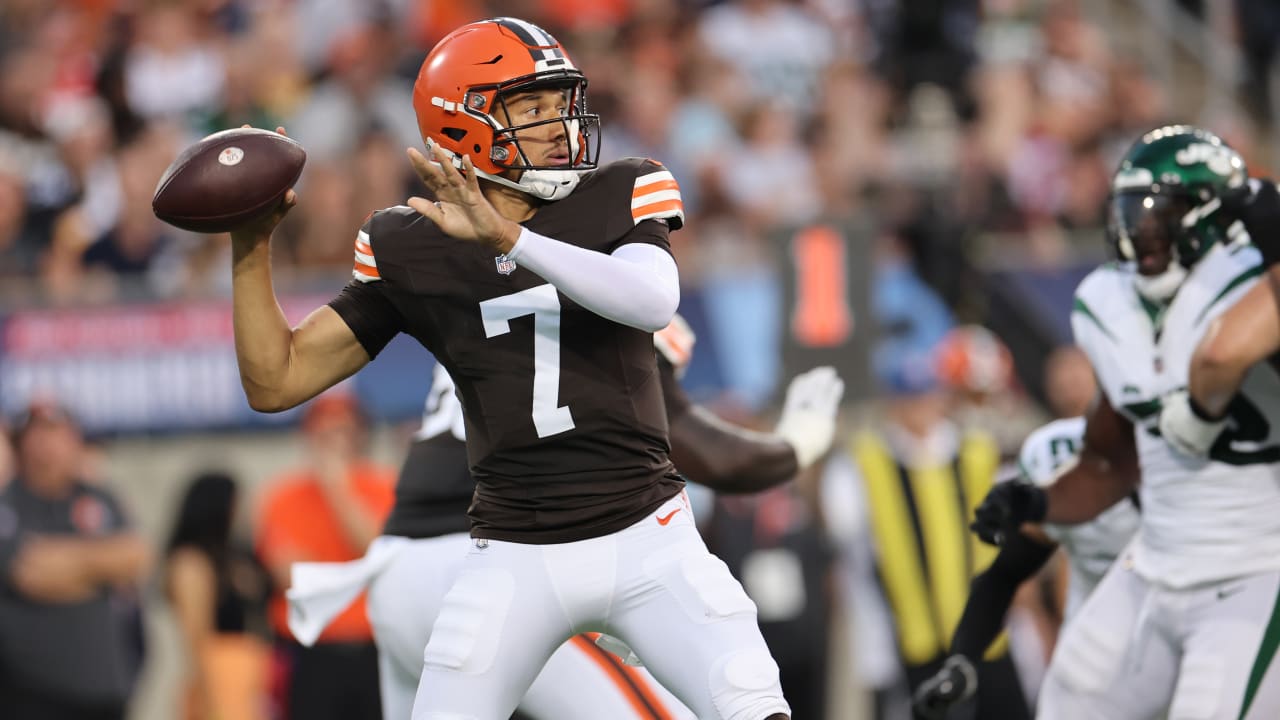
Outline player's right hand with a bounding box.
[406,139,521,253]
[970,478,1047,546]
[1225,177,1280,267]
[912,655,977,720]
[774,366,844,469]
[228,125,297,241]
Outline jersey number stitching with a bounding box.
[480,285,576,438]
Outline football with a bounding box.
[152,127,306,233]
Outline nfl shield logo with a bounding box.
[495,254,517,275]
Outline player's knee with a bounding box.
[421,568,514,673]
[708,648,789,720]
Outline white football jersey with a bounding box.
[1018,417,1140,617]
[1072,240,1280,588]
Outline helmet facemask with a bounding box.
[459,72,600,201]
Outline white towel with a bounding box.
[286,536,410,646]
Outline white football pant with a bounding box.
[1038,545,1280,720]
[366,532,695,720]
[410,493,791,720]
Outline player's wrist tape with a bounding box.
[1188,394,1227,422]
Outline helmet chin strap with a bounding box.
[1134,262,1187,303]
[437,146,583,202]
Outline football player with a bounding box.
[1158,176,1280,458]
[287,317,843,720]
[911,416,1140,719]
[228,17,795,720]
[970,126,1280,719]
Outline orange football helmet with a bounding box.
[412,17,600,200]
[935,325,1015,395]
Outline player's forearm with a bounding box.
[670,406,800,493]
[230,234,300,411]
[1043,455,1136,525]
[950,530,1056,660]
[506,229,678,331]
[1189,271,1280,416]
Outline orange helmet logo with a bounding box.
[412,17,600,190]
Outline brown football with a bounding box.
[152,128,306,233]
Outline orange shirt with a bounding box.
[257,460,395,643]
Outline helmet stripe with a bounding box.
[494,17,563,61]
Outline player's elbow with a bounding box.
[241,383,295,414]
[634,285,679,332]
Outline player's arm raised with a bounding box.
[229,193,370,412]
[1183,179,1280,417]
[407,142,678,332]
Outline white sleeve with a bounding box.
[505,227,679,332]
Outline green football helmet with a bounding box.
[1108,125,1248,301]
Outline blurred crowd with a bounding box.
[2,0,1280,719]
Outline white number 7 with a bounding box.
[480,284,576,438]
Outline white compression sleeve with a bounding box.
[505,227,679,331]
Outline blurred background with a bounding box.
[0,0,1276,719]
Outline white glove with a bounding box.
[774,366,844,469]
[1159,390,1227,458]
[654,313,696,378]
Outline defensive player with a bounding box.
[288,318,843,719]
[971,126,1280,719]
[1158,177,1280,457]
[229,17,793,720]
[911,416,1140,718]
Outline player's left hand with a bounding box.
[774,366,844,469]
[912,654,978,720]
[1225,178,1280,267]
[406,139,521,252]
[1158,389,1227,458]
[971,478,1047,546]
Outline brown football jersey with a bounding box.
[330,158,686,543]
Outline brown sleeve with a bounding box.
[660,356,800,493]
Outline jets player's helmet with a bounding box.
[1108,125,1247,301]
[412,17,600,201]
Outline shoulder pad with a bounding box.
[1018,417,1086,487]
[590,157,685,232]
[351,205,426,283]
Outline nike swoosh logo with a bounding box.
[656,508,682,526]
[1218,585,1245,600]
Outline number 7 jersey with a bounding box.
[1071,240,1280,588]
[328,158,686,544]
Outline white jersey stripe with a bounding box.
[631,189,682,208]
[635,208,686,225]
[634,171,675,188]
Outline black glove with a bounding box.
[1224,178,1280,267]
[970,478,1047,546]
[912,654,978,720]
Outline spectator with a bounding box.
[0,399,151,720]
[821,348,1032,720]
[255,391,394,720]
[165,470,271,720]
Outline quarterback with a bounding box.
[972,126,1280,719]
[228,16,793,720]
[287,318,842,719]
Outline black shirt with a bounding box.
[332,158,685,543]
[0,481,141,704]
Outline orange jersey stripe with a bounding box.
[633,179,680,197]
[570,635,670,720]
[354,261,380,278]
[356,239,373,256]
[631,199,684,220]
